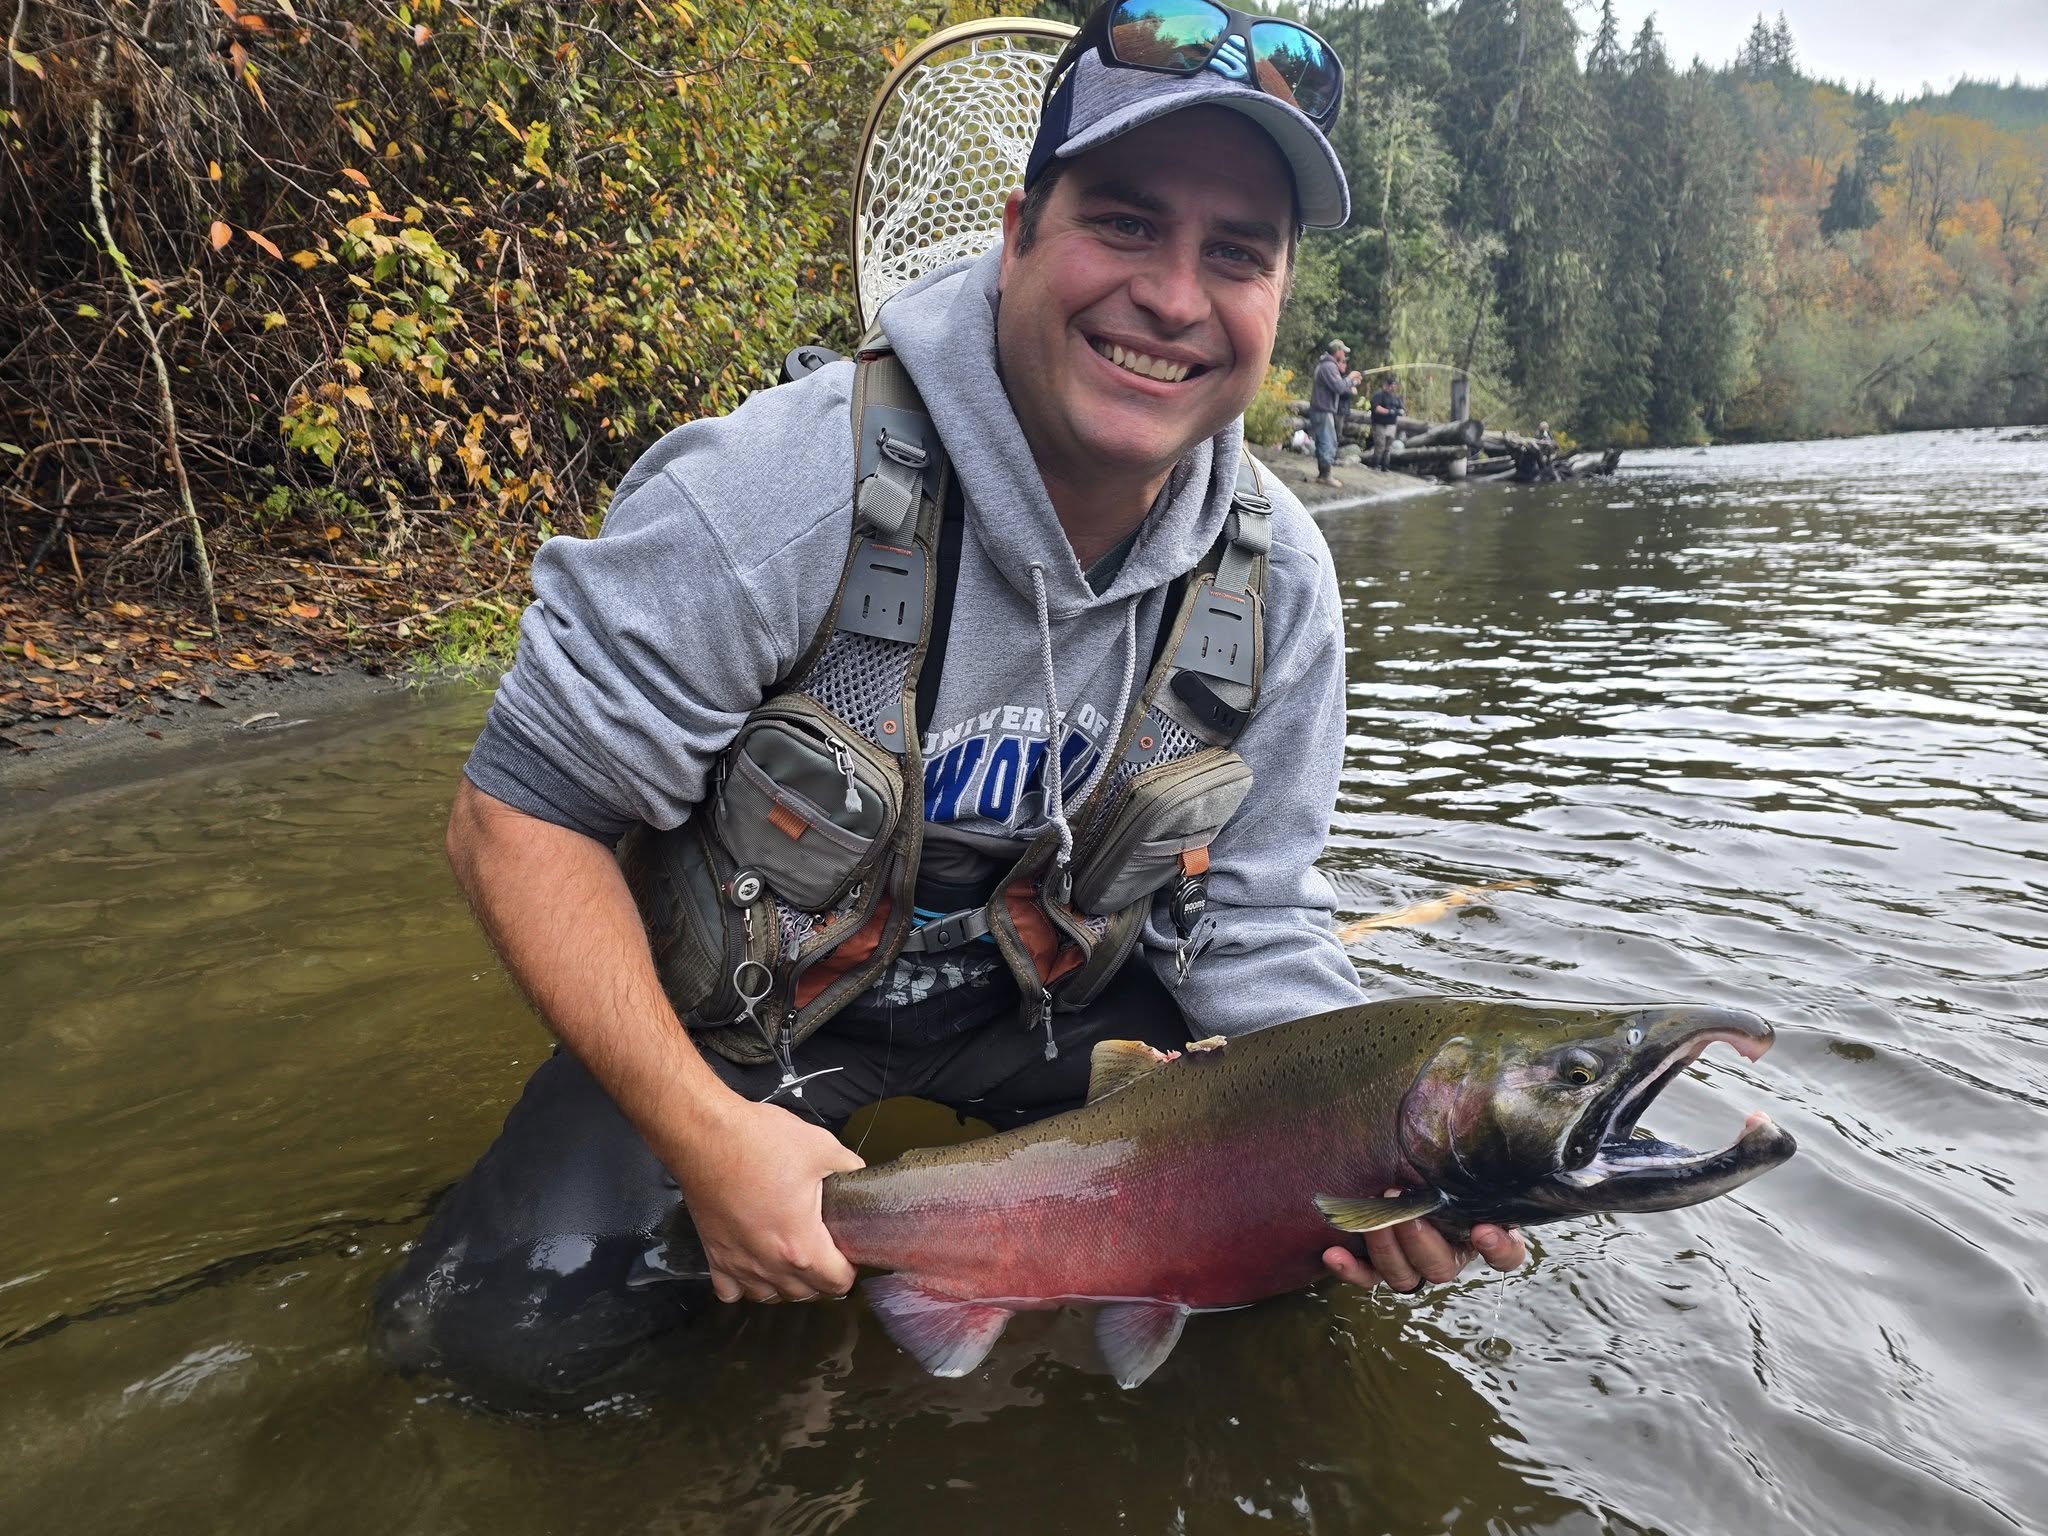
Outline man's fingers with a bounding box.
[1393,1216,1469,1286]
[1322,1245,1379,1288]
[1471,1223,1526,1272]
[1362,1225,1421,1293]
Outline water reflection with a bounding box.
[2,428,2045,1534]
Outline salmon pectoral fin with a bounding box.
[861,1274,1014,1378]
[1313,1192,1445,1232]
[1095,1301,1192,1390]
[1087,1039,1175,1104]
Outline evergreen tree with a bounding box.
[1587,0,1622,78]
[1580,19,1671,439]
[1736,14,1775,81]
[1648,68,1751,440]
[1819,89,1896,235]
[1769,12,1798,79]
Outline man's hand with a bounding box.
[670,1098,865,1304]
[1322,1209,1524,1293]
[444,779,863,1306]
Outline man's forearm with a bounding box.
[445,776,741,1169]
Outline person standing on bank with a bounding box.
[1368,374,1405,469]
[1307,338,1359,487]
[374,1,1525,1401]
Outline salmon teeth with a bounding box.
[1095,340,1192,384]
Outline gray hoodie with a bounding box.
[467,247,1365,1035]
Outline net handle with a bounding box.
[852,16,1078,331]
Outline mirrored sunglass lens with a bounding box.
[1249,21,1340,117]
[1109,0,1230,74]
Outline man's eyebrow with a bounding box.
[1214,216,1283,249]
[1076,177,1168,214]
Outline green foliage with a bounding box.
[3,0,971,591]
[1242,366,1299,448]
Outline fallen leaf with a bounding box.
[210,220,233,250]
[22,638,38,662]
[323,524,343,541]
[244,228,284,260]
[342,167,371,188]
[287,601,322,619]
[290,249,321,270]
[209,160,223,181]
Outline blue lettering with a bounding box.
[924,738,985,823]
[977,736,1024,822]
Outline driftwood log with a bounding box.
[1282,401,1622,483]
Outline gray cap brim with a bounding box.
[1053,55,1349,229]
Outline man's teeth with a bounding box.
[1096,341,1192,383]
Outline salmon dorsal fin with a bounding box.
[1313,1192,1445,1232]
[1095,1300,1191,1389]
[1087,1040,1174,1104]
[861,1274,1013,1378]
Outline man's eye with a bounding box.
[1103,215,1147,238]
[1212,244,1265,270]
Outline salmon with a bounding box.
[821,997,1794,1387]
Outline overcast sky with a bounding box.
[1596,0,2048,97]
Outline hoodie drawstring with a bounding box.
[1025,562,1140,1059]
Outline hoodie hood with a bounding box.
[878,246,1243,619]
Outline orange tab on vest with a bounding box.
[1179,846,1211,876]
[793,898,892,1011]
[766,802,809,841]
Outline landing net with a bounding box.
[853,19,1076,330]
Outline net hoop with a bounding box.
[852,17,1077,331]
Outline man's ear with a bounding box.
[998,187,1026,292]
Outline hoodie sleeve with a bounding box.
[1139,513,1366,1034]
[463,374,855,842]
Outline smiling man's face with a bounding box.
[996,106,1293,503]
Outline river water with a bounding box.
[2,427,2043,1535]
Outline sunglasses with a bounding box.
[1050,0,1345,129]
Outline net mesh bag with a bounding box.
[855,25,1072,328]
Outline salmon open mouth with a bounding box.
[1555,1014,1797,1210]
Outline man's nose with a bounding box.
[1127,243,1211,333]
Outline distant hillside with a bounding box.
[1911,78,2048,132]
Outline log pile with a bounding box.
[1285,401,1622,483]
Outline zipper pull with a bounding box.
[828,736,860,815]
[1038,993,1058,1061]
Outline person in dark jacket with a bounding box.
[1368,377,1404,469]
[1307,339,1359,486]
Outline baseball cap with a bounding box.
[1024,49,1351,229]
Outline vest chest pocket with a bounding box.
[1067,748,1254,917]
[715,700,902,913]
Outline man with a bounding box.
[1368,374,1405,469]
[373,2,1523,1402]
[1307,339,1358,487]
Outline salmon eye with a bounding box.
[1560,1049,1603,1087]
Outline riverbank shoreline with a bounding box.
[1,446,1430,785]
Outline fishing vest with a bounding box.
[619,339,1272,1089]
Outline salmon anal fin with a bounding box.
[1086,1039,1175,1104]
[861,1274,1013,1378]
[1095,1300,1191,1390]
[1313,1192,1444,1232]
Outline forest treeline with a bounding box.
[3,1,2043,643]
[1196,0,2048,444]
